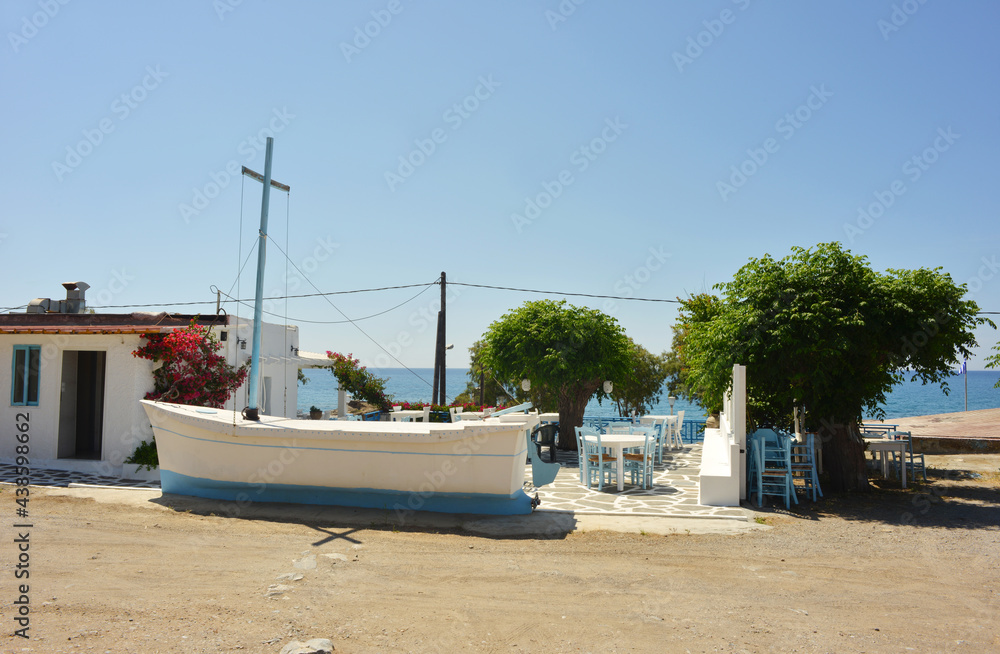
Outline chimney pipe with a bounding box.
[61,281,90,314]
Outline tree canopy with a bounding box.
[676,242,991,491]
[986,342,1000,388]
[611,341,670,417]
[479,299,632,448]
[454,340,530,408]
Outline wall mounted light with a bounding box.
[521,378,531,392]
[603,380,613,394]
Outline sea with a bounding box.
[298,368,1000,422]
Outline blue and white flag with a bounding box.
[958,359,967,374]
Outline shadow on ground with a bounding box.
[746,472,1000,530]
[147,493,579,541]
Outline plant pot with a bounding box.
[310,410,323,420]
[122,464,160,482]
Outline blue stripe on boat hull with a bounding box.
[160,470,534,516]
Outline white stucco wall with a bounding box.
[0,332,152,476]
[212,319,299,418]
[0,318,298,476]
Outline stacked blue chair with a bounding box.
[789,433,823,501]
[749,429,798,508]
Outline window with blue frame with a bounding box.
[12,345,41,406]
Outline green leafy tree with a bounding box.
[669,292,724,414]
[326,351,393,410]
[985,343,1000,388]
[612,341,670,417]
[455,340,526,407]
[479,300,632,450]
[679,243,990,492]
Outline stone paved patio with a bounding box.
[526,443,747,520]
[0,463,159,489]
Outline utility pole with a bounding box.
[431,272,446,405]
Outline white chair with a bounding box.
[421,406,431,423]
[672,410,685,448]
[449,407,462,422]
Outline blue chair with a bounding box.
[574,426,588,484]
[750,429,797,508]
[790,432,823,501]
[887,430,926,482]
[578,426,616,490]
[623,429,656,489]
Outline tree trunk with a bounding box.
[817,419,871,492]
[556,382,598,452]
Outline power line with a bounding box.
[5,278,997,316]
[449,281,681,303]
[217,282,436,324]
[82,282,437,310]
[266,238,437,390]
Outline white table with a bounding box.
[865,438,908,488]
[644,415,681,448]
[584,433,647,491]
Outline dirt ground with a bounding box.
[3,455,999,654]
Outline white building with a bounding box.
[0,282,299,478]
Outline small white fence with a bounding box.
[698,364,746,506]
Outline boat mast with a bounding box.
[242,137,284,421]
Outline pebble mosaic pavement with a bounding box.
[526,443,747,520]
[0,463,160,489]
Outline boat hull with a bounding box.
[141,401,533,515]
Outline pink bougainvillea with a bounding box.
[133,320,249,408]
[325,351,393,411]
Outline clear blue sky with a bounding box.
[3,1,998,374]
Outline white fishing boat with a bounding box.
[140,400,536,514]
[140,138,547,515]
